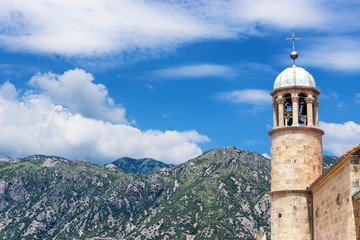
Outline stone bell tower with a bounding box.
[268,33,324,239]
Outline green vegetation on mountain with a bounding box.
[0,148,338,239]
[322,155,338,171]
[127,147,270,239]
[0,156,164,239]
[111,157,176,174]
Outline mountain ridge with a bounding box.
[111,157,176,174]
[0,148,338,239]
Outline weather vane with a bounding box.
[286,30,300,65]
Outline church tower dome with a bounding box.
[268,32,324,240]
[274,65,316,89]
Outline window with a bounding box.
[336,194,342,206]
[315,208,319,218]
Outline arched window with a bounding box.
[299,93,307,126]
[284,94,292,127]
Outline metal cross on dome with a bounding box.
[286,30,301,51]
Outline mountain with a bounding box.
[112,157,176,174]
[323,155,338,171]
[0,155,165,239]
[0,148,338,239]
[128,147,270,239]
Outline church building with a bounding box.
[268,33,360,239]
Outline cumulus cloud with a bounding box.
[217,89,271,106]
[0,0,355,59]
[0,81,18,101]
[320,121,360,156]
[29,69,127,124]
[150,64,236,79]
[0,72,209,164]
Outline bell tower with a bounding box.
[269,32,324,239]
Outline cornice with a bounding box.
[270,86,320,96]
[268,126,324,136]
[269,190,308,196]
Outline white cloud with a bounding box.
[235,0,329,29]
[29,69,127,124]
[0,81,18,101]
[150,64,236,79]
[0,0,230,56]
[0,0,359,73]
[302,37,360,71]
[148,62,273,80]
[262,153,270,159]
[0,73,209,164]
[320,121,360,156]
[0,0,353,58]
[217,89,271,105]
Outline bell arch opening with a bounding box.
[283,93,292,127]
[299,93,307,126]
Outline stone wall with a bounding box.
[270,191,311,240]
[312,154,360,240]
[269,127,322,240]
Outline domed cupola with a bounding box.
[274,65,316,89]
[273,33,316,90]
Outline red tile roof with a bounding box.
[344,144,360,156]
[309,144,360,190]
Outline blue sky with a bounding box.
[0,0,359,164]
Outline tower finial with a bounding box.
[286,30,301,66]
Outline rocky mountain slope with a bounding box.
[323,155,338,171]
[0,156,165,239]
[127,147,270,239]
[0,148,337,239]
[111,157,176,174]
